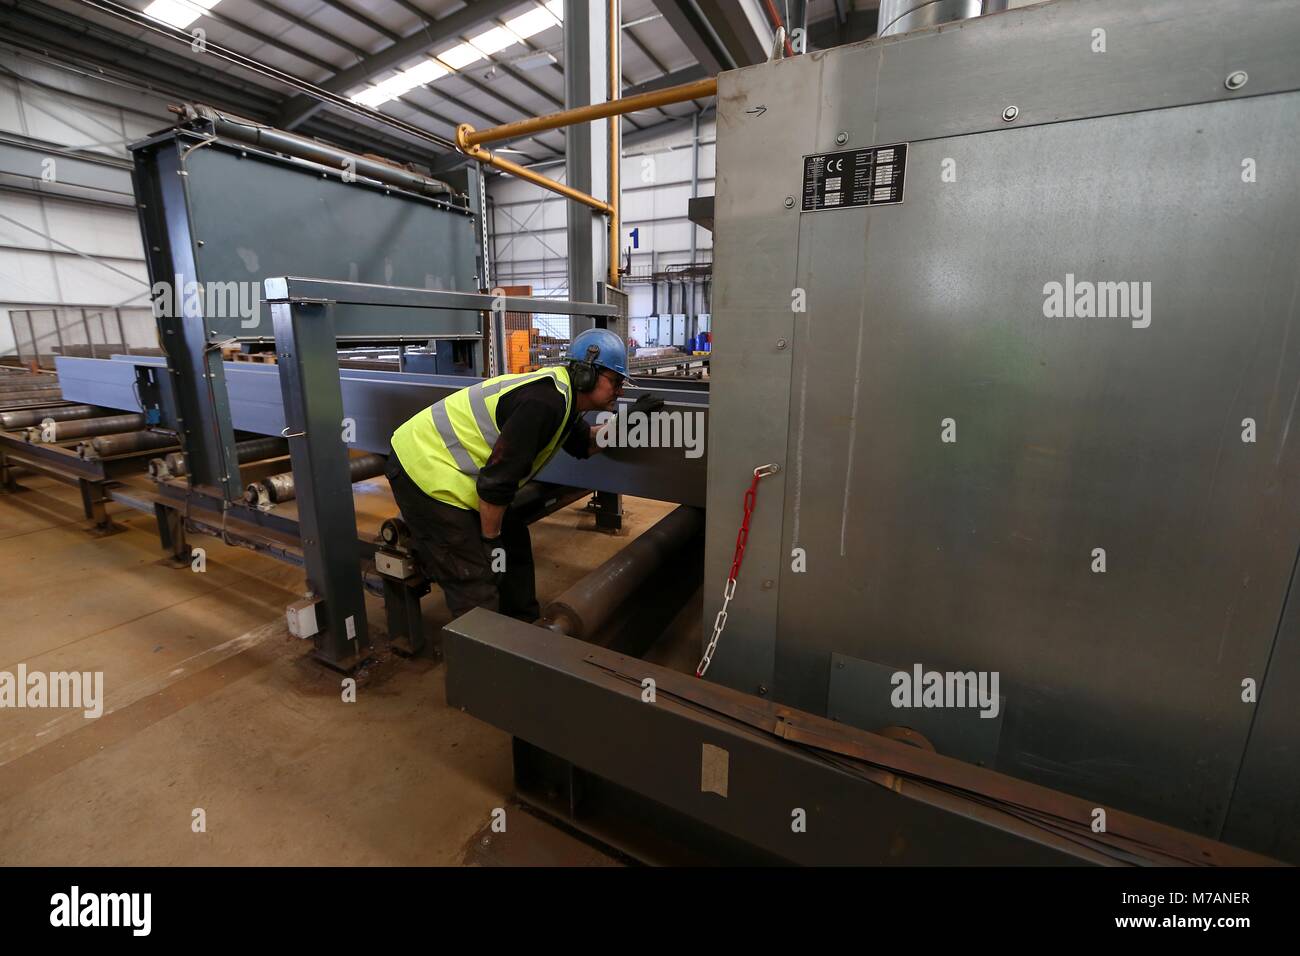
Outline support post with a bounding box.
[79,478,121,535]
[153,501,192,566]
[564,0,609,328]
[270,295,370,669]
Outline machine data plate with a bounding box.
[801,143,908,212]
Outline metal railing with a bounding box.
[6,307,158,369]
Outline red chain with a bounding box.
[729,471,762,581]
[697,463,780,678]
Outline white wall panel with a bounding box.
[0,51,168,356]
[488,118,716,324]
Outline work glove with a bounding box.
[629,392,665,416]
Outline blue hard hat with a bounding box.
[567,327,630,379]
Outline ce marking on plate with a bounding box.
[826,157,846,174]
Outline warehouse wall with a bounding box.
[487,114,715,336]
[0,49,167,358]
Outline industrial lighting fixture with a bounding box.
[349,1,563,108]
[142,0,222,30]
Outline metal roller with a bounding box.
[0,405,107,430]
[245,453,386,510]
[150,436,289,479]
[0,388,63,402]
[27,413,148,443]
[0,383,58,395]
[540,505,704,640]
[155,434,289,478]
[77,430,179,459]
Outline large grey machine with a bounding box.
[446,0,1300,865]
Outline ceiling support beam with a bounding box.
[277,0,521,130]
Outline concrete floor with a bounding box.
[0,468,679,865]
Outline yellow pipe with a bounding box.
[463,77,718,148]
[456,125,613,214]
[456,68,718,289]
[608,0,622,289]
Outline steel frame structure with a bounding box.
[260,276,620,667]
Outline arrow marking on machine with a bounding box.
[745,106,767,117]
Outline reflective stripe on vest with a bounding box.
[390,366,574,510]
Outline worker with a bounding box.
[386,328,662,621]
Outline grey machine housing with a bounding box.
[704,0,1300,861]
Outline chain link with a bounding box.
[697,463,779,677]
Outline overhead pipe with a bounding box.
[455,74,718,272]
[174,104,457,200]
[540,505,703,640]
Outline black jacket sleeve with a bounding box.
[562,415,593,460]
[476,380,588,506]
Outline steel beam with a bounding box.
[564,0,609,318]
[277,0,523,130]
[0,138,133,196]
[270,297,369,668]
[444,609,1280,866]
[55,355,708,507]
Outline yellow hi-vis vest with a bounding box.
[390,366,575,511]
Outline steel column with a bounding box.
[270,298,369,668]
[564,0,609,325]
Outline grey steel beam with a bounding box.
[443,610,1276,865]
[276,0,551,157]
[133,139,242,500]
[54,355,708,507]
[564,0,608,318]
[651,0,740,73]
[621,104,715,149]
[263,277,618,322]
[161,1,344,76]
[3,2,282,121]
[278,0,522,130]
[0,137,133,196]
[622,63,709,97]
[5,3,441,169]
[243,0,371,59]
[270,297,370,667]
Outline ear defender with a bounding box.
[571,344,601,392]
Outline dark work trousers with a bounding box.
[385,453,539,622]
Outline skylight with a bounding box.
[142,0,222,31]
[349,1,563,109]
